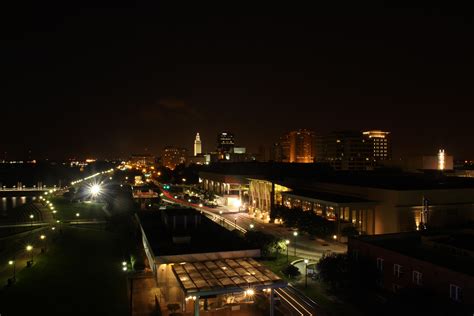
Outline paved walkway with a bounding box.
[130,274,161,316]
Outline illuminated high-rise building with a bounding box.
[362,130,391,162]
[316,131,371,170]
[217,132,235,154]
[194,133,202,156]
[162,147,187,170]
[274,129,315,163]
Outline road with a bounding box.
[153,181,345,316]
[155,181,346,261]
[276,285,325,316]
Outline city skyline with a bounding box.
[2,3,474,316]
[2,3,474,160]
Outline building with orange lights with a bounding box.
[274,129,315,163]
[162,146,187,170]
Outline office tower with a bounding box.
[162,147,187,170]
[194,133,202,156]
[363,130,391,162]
[275,129,315,163]
[217,132,235,154]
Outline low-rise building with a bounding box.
[136,208,286,315]
[199,162,474,235]
[348,232,474,309]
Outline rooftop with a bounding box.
[137,209,254,256]
[202,162,474,191]
[172,257,286,296]
[316,171,474,190]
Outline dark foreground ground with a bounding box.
[0,225,129,316]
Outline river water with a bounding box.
[0,195,39,216]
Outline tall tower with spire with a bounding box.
[194,133,202,156]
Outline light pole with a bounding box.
[9,258,16,281]
[234,217,237,229]
[304,259,309,288]
[26,245,33,266]
[249,224,254,230]
[122,261,133,316]
[285,240,290,264]
[29,214,34,227]
[40,234,46,253]
[293,231,298,256]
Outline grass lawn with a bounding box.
[0,226,129,316]
[50,196,106,221]
[259,254,301,280]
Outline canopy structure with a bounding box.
[172,257,286,297]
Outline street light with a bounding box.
[76,213,80,217]
[90,184,102,197]
[285,239,290,263]
[234,217,237,229]
[9,259,16,281]
[39,234,47,252]
[304,259,309,288]
[293,231,298,256]
[249,224,254,229]
[26,245,33,265]
[29,214,34,227]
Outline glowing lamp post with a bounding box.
[40,234,46,253]
[9,259,16,281]
[285,239,290,263]
[26,245,33,265]
[293,231,298,256]
[90,184,102,198]
[304,259,309,288]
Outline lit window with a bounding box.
[412,271,422,285]
[450,284,462,302]
[394,264,402,278]
[376,258,384,271]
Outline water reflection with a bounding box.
[0,195,38,216]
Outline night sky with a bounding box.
[2,2,474,160]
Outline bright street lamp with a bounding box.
[26,245,34,264]
[293,231,298,256]
[90,184,102,197]
[9,259,16,281]
[304,259,309,288]
[285,240,290,263]
[249,224,254,229]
